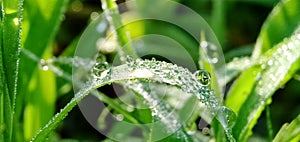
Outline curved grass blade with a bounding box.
[31,59,234,141]
[102,0,235,140]
[273,114,300,142]
[252,0,300,59]
[100,0,194,140]
[233,31,300,142]
[226,0,300,114]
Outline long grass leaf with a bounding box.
[252,0,300,59]
[0,0,23,141]
[233,30,300,142]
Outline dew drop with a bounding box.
[39,59,49,71]
[92,62,109,77]
[194,70,211,86]
[116,114,124,121]
[151,100,159,107]
[261,63,266,70]
[255,72,262,81]
[297,34,300,40]
[95,54,106,63]
[126,106,134,112]
[200,41,208,48]
[13,18,19,26]
[267,60,274,66]
[96,21,107,33]
[187,130,196,135]
[126,55,134,69]
[216,106,236,130]
[202,127,211,135]
[288,42,294,50]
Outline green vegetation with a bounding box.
[1,0,300,141]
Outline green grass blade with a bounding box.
[100,0,194,140]
[198,32,224,101]
[0,2,5,141]
[18,0,69,101]
[211,0,226,48]
[31,59,231,141]
[199,34,233,141]
[233,31,300,142]
[19,0,69,88]
[252,0,300,59]
[15,0,69,141]
[273,114,300,142]
[101,0,137,59]
[0,0,23,141]
[225,65,260,114]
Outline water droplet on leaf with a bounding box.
[126,55,134,69]
[187,130,196,135]
[216,106,236,130]
[116,114,124,121]
[194,70,211,86]
[13,18,19,26]
[92,62,109,77]
[39,59,49,71]
[202,127,211,135]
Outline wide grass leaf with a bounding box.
[233,30,300,142]
[252,0,300,59]
[16,0,69,141]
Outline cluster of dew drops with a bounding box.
[92,54,211,86]
[91,54,111,80]
[91,54,212,88]
[90,54,218,113]
[90,54,238,140]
